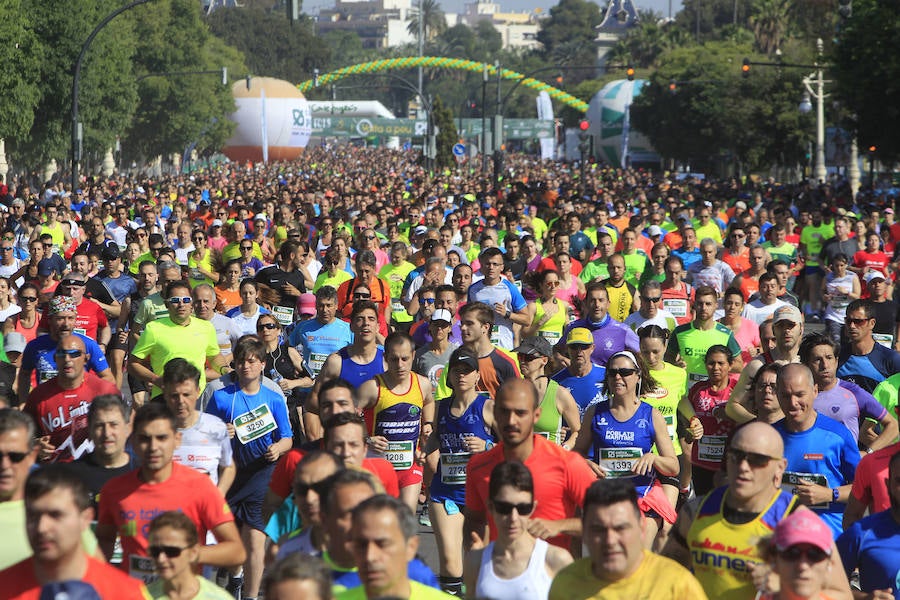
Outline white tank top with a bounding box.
[474,539,552,600]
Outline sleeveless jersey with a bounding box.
[687,487,797,600]
[605,280,635,322]
[373,373,425,471]
[532,298,569,346]
[738,270,760,302]
[43,221,64,254]
[430,392,494,504]
[338,347,385,389]
[641,362,688,455]
[590,401,657,494]
[687,374,739,470]
[535,379,563,444]
[475,539,553,600]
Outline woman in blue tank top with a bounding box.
[425,347,496,596]
[573,350,680,547]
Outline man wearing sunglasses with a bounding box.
[0,408,43,570]
[837,299,900,394]
[0,465,149,598]
[38,272,111,349]
[624,280,678,334]
[129,280,227,400]
[663,420,852,600]
[18,295,115,406]
[23,335,120,463]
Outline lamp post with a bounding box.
[798,39,827,183]
[481,64,489,173]
[71,0,155,190]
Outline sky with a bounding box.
[303,0,685,22]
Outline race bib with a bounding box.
[39,369,58,384]
[392,300,405,313]
[490,325,501,346]
[439,452,471,485]
[129,554,158,584]
[662,414,676,440]
[190,267,205,281]
[385,440,415,470]
[538,329,561,343]
[272,305,295,326]
[781,471,830,508]
[662,298,688,318]
[697,435,727,463]
[689,372,709,386]
[74,328,87,336]
[873,332,894,349]
[309,353,329,377]
[233,404,277,445]
[597,447,642,478]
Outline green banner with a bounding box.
[311,117,554,139]
[456,119,554,139]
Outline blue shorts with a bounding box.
[227,460,276,531]
[804,265,824,276]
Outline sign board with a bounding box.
[456,119,554,139]
[311,117,427,138]
[452,143,466,156]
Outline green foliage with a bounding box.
[407,0,447,42]
[432,96,457,169]
[205,7,328,82]
[537,0,603,82]
[608,11,694,68]
[126,0,242,160]
[831,0,900,161]
[0,0,42,145]
[630,41,810,171]
[18,0,140,166]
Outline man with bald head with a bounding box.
[463,378,597,551]
[774,363,860,538]
[24,334,120,463]
[664,421,852,599]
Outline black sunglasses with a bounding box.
[354,293,371,300]
[608,367,638,378]
[727,448,779,468]
[257,322,279,330]
[61,279,86,287]
[492,500,534,516]
[19,296,38,302]
[780,546,829,563]
[641,296,661,303]
[0,450,29,463]
[148,545,188,559]
[240,246,253,251]
[294,478,332,498]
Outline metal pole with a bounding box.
[494,60,502,152]
[814,40,827,183]
[71,0,154,191]
[417,0,423,105]
[481,65,488,173]
[848,134,860,197]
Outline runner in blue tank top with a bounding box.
[424,347,496,597]
[309,301,385,434]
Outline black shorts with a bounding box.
[227,461,276,531]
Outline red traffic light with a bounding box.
[625,66,635,81]
[869,145,877,152]
[578,119,591,131]
[741,58,751,78]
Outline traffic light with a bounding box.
[838,0,851,19]
[578,119,590,154]
[625,66,635,81]
[742,58,751,78]
[668,80,677,94]
[869,145,877,153]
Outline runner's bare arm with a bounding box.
[200,521,247,569]
[95,523,118,562]
[725,359,760,424]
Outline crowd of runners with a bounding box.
[1,146,900,599]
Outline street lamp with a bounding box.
[71,0,156,190]
[799,39,828,183]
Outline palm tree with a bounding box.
[407,0,447,42]
[749,0,790,55]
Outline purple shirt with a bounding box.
[411,319,463,347]
[814,379,887,443]
[560,315,640,367]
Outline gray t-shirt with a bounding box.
[175,412,232,486]
[414,343,459,398]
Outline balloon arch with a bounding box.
[296,57,589,113]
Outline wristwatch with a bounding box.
[832,488,840,502]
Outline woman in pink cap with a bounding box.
[758,509,843,600]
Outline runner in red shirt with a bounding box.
[464,379,596,551]
[38,272,110,346]
[96,403,245,583]
[24,335,120,463]
[0,466,149,600]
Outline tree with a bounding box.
[537,0,602,81]
[125,0,243,161]
[748,0,790,55]
[206,7,330,83]
[431,96,457,169]
[18,0,140,168]
[630,41,809,172]
[610,11,693,68]
[831,0,900,161]
[407,0,447,42]
[0,0,42,148]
